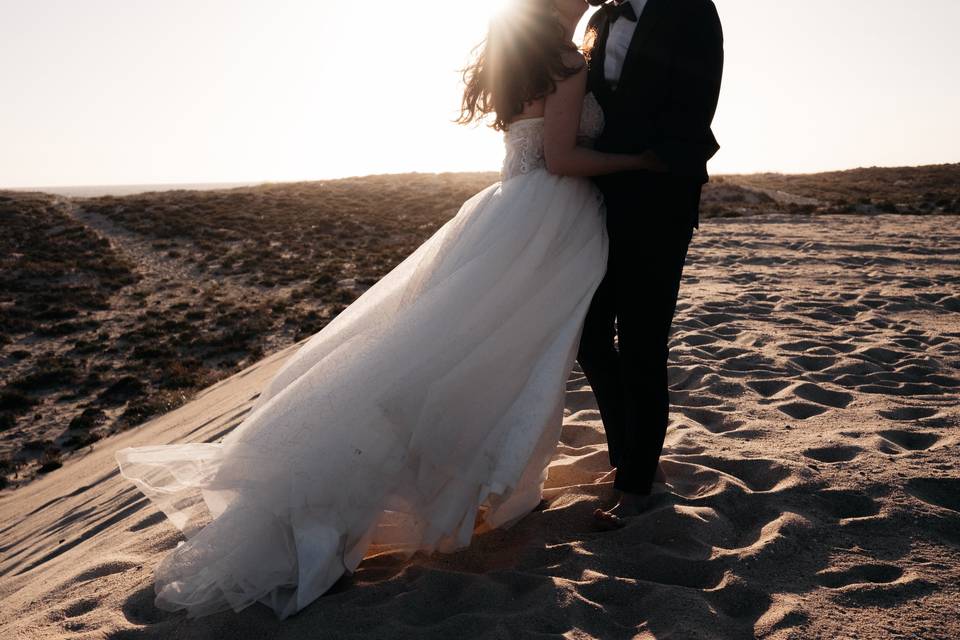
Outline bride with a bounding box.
[116,0,664,620]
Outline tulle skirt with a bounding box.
[115,169,608,619]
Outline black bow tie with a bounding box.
[608,1,638,24]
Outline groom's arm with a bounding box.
[650,0,724,178]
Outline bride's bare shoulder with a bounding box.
[551,50,588,97]
[558,48,588,75]
[513,51,586,121]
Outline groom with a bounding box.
[576,0,724,525]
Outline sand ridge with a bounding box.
[0,213,958,639]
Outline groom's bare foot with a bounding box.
[592,491,650,530]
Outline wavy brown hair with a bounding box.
[457,0,588,131]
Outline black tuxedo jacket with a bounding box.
[587,0,724,227]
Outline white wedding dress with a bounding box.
[116,93,609,619]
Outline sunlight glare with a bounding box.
[3,0,959,188]
[483,0,515,21]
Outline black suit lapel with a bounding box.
[616,0,667,90]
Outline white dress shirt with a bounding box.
[603,0,649,88]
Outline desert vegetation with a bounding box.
[1,165,957,489]
[716,163,960,216]
[0,193,140,487]
[0,173,496,488]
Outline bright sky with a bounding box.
[2,0,958,188]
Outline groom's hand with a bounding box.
[637,150,668,173]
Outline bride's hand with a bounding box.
[632,150,668,172]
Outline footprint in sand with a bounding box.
[69,559,141,584]
[818,565,933,606]
[858,381,950,397]
[747,379,791,398]
[547,448,613,487]
[941,295,960,312]
[777,401,829,420]
[676,455,796,492]
[558,422,606,448]
[789,354,838,372]
[728,270,762,285]
[813,489,879,520]
[667,441,707,455]
[805,309,848,323]
[792,383,854,408]
[779,340,820,353]
[938,340,960,355]
[680,333,718,346]
[563,388,597,413]
[679,407,745,434]
[720,353,783,374]
[672,392,726,408]
[706,574,772,620]
[668,364,713,391]
[825,304,862,319]
[856,346,908,365]
[817,564,902,589]
[52,597,100,620]
[821,340,858,354]
[706,379,748,399]
[877,430,941,452]
[803,445,863,463]
[714,325,741,338]
[906,477,960,513]
[121,585,173,625]
[695,312,737,327]
[878,406,938,421]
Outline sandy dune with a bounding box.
[1,214,958,639]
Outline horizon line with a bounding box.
[3,161,958,194]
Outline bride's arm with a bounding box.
[543,54,663,177]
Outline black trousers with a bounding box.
[576,172,698,495]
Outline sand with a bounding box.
[1,213,958,639]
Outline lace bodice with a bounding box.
[500,92,604,182]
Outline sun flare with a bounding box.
[483,0,516,21]
[3,0,958,188]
